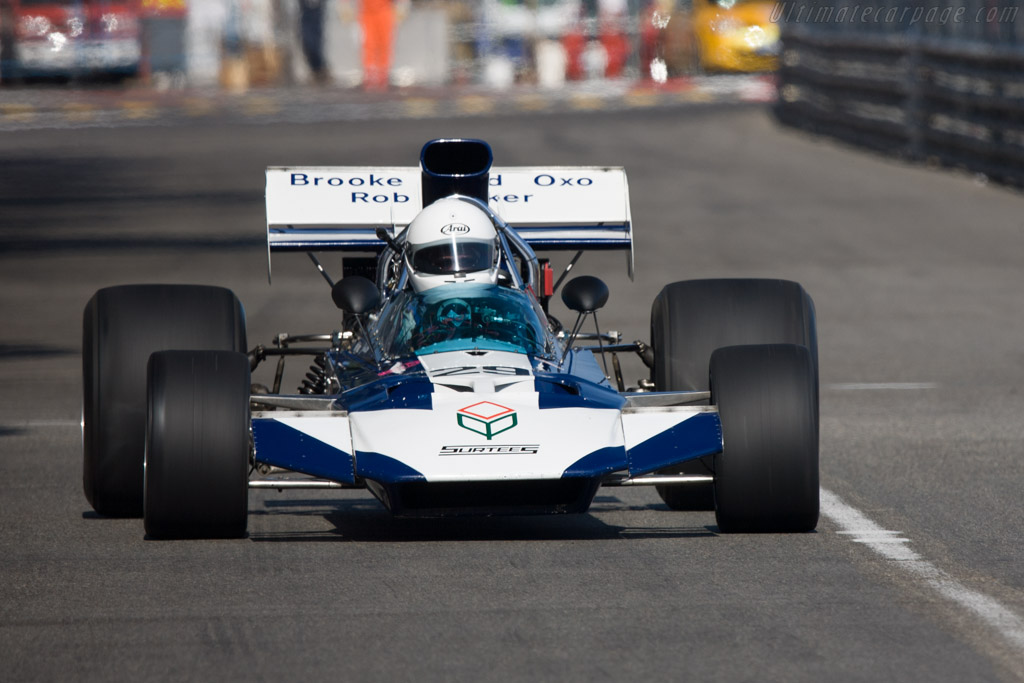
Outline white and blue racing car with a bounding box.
[82,139,819,539]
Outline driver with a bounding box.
[409,298,473,349]
[403,198,501,293]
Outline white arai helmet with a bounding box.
[403,197,500,293]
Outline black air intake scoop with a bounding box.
[420,138,493,207]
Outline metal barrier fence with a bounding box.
[775,0,1024,187]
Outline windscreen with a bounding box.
[374,283,555,358]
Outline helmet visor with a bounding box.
[411,240,494,275]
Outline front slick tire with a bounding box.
[650,279,817,511]
[83,284,246,517]
[711,344,818,533]
[144,351,251,540]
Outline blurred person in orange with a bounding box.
[342,0,409,90]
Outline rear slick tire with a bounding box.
[144,351,251,540]
[711,344,819,533]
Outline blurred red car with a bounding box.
[1,0,142,81]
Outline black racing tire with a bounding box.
[82,285,246,517]
[144,351,251,539]
[711,344,819,533]
[650,279,817,511]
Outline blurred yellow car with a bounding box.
[692,0,780,72]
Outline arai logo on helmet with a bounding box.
[440,223,471,236]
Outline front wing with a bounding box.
[252,400,722,514]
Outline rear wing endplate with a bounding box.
[265,166,633,278]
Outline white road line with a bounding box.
[821,488,1024,653]
[9,420,80,428]
[827,382,939,391]
[837,529,911,544]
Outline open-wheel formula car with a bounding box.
[82,138,819,539]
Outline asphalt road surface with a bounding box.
[2,101,1024,682]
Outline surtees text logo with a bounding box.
[456,401,518,440]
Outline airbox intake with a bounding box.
[420,138,493,207]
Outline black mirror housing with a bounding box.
[331,276,380,314]
[561,276,609,313]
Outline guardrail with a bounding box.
[776,22,1024,188]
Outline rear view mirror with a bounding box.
[331,276,380,315]
[561,276,609,313]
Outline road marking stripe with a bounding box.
[677,90,714,103]
[827,382,939,391]
[1,103,36,121]
[821,488,1024,653]
[120,101,156,119]
[62,103,96,121]
[456,96,494,115]
[838,529,912,544]
[0,80,759,132]
[243,97,279,116]
[570,94,603,111]
[624,92,658,108]
[1,420,80,429]
[182,97,216,116]
[403,97,439,117]
[515,94,548,112]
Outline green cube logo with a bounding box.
[456,401,518,440]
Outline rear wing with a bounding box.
[265,165,633,277]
